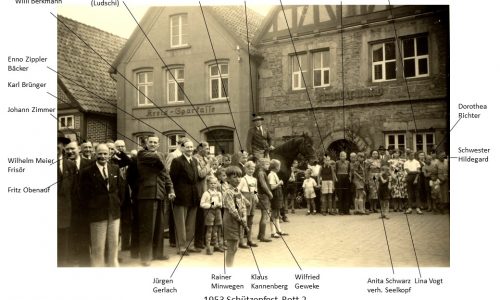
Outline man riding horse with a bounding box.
[246,115,275,160]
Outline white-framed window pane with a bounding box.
[385,42,396,60]
[178,82,185,101]
[386,61,396,80]
[211,79,219,99]
[210,66,218,76]
[168,82,175,102]
[313,53,321,68]
[313,50,330,87]
[166,68,184,103]
[177,69,184,80]
[323,51,329,66]
[221,78,228,97]
[403,39,414,57]
[137,71,152,105]
[418,58,428,74]
[313,70,321,86]
[167,134,185,152]
[292,54,307,90]
[386,133,406,152]
[138,72,146,83]
[171,14,188,47]
[402,36,429,78]
[416,36,428,56]
[209,63,228,100]
[404,58,416,78]
[373,44,383,62]
[374,64,383,80]
[414,132,434,154]
[220,64,228,75]
[372,42,396,82]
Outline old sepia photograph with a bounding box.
[56,3,450,269]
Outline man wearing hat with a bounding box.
[57,131,78,266]
[246,115,275,160]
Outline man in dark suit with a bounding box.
[170,139,202,255]
[57,132,77,267]
[246,115,274,160]
[65,140,93,267]
[128,136,174,266]
[80,144,124,267]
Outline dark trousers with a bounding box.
[130,198,139,257]
[168,202,176,246]
[70,214,90,266]
[406,174,421,209]
[194,206,205,248]
[120,192,132,250]
[57,227,70,267]
[336,174,351,214]
[137,199,164,263]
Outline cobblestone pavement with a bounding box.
[120,209,450,269]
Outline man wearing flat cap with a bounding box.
[246,115,274,160]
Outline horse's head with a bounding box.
[298,133,316,161]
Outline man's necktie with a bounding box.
[103,165,109,190]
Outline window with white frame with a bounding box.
[385,133,406,152]
[372,41,396,82]
[313,50,330,87]
[209,63,229,100]
[170,14,188,48]
[402,36,429,78]
[58,115,74,129]
[292,53,307,90]
[135,134,153,149]
[167,133,186,152]
[414,132,435,154]
[137,71,153,106]
[166,68,185,103]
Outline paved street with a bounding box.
[119,209,449,269]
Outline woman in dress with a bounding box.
[365,150,382,213]
[388,149,407,212]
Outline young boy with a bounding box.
[238,161,259,247]
[222,166,248,267]
[200,176,223,255]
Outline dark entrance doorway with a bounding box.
[206,129,234,155]
[327,139,359,159]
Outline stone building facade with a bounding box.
[254,5,449,157]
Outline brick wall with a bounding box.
[86,114,117,143]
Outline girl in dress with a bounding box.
[302,169,318,215]
[388,150,407,212]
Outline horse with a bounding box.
[270,133,316,184]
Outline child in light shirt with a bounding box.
[238,161,258,247]
[200,176,223,255]
[302,169,318,215]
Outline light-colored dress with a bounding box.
[388,158,407,198]
[365,158,381,200]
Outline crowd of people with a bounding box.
[285,148,449,220]
[57,129,300,268]
[56,115,449,268]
